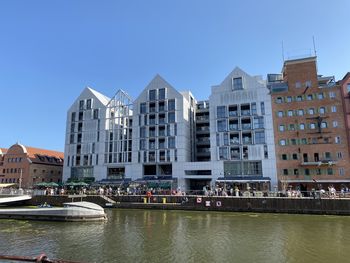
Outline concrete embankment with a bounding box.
[24,195,350,216]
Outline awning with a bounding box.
[281,179,350,183]
[216,176,271,183]
[0,183,16,188]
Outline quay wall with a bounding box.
[25,195,350,215]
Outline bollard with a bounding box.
[143,197,147,204]
[162,197,166,204]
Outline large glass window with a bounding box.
[149,90,156,101]
[219,147,228,160]
[159,88,165,100]
[86,99,92,109]
[217,106,226,118]
[168,112,175,123]
[140,103,146,114]
[168,137,175,148]
[253,117,264,129]
[217,120,227,132]
[255,131,265,144]
[232,77,243,90]
[168,99,175,111]
[140,127,146,138]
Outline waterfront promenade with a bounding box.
[20,191,350,216]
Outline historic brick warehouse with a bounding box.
[63,56,350,191]
[0,143,64,188]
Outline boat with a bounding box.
[0,201,107,221]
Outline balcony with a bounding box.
[196,138,210,145]
[301,160,337,166]
[196,127,210,133]
[196,148,211,156]
[196,115,209,122]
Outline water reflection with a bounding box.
[0,210,349,262]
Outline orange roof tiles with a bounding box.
[25,146,64,159]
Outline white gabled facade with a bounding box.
[209,67,277,188]
[63,87,109,182]
[63,69,277,190]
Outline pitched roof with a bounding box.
[87,87,111,105]
[0,148,7,155]
[25,146,64,159]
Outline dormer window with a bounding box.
[232,77,243,90]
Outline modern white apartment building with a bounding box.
[63,69,278,190]
[209,67,277,189]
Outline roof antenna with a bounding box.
[312,36,317,57]
[281,41,285,62]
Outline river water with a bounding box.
[0,209,349,263]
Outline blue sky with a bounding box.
[1,0,350,152]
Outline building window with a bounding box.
[280,139,286,146]
[71,112,76,122]
[289,124,295,131]
[217,106,226,118]
[283,169,288,175]
[319,107,325,115]
[305,168,310,176]
[282,154,287,160]
[347,83,350,93]
[305,81,312,88]
[93,109,99,119]
[86,99,92,109]
[140,139,146,150]
[321,122,327,128]
[296,96,302,102]
[299,123,305,130]
[301,138,307,144]
[286,96,292,103]
[79,100,84,110]
[168,112,175,123]
[260,102,265,115]
[276,97,283,104]
[159,88,166,100]
[253,117,264,129]
[278,111,283,117]
[251,103,257,115]
[168,99,175,111]
[254,131,265,144]
[327,168,333,175]
[288,110,293,117]
[140,127,146,138]
[339,168,345,176]
[318,93,324,100]
[307,94,313,101]
[335,136,341,144]
[292,153,298,160]
[232,77,243,90]
[331,106,337,113]
[325,152,331,159]
[290,139,297,145]
[168,137,175,148]
[149,90,156,101]
[140,103,146,114]
[279,125,285,132]
[219,147,228,160]
[308,108,315,115]
[264,145,268,159]
[217,120,227,132]
[310,123,316,129]
[337,152,343,159]
[298,109,304,116]
[329,92,336,99]
[295,82,301,88]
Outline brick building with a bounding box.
[0,143,64,188]
[269,57,350,191]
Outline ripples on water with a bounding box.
[0,210,350,263]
